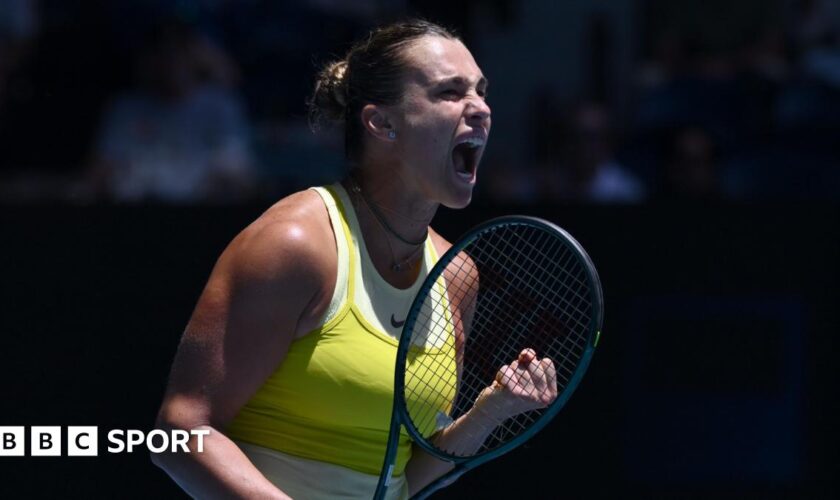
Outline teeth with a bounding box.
[457,136,485,148]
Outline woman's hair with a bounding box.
[308,19,459,161]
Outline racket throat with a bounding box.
[383,464,394,486]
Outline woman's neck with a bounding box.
[343,168,438,283]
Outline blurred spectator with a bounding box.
[1,1,837,203]
[547,101,646,203]
[0,0,37,109]
[0,0,37,41]
[658,127,722,201]
[0,1,125,199]
[741,25,790,84]
[480,153,539,204]
[487,98,646,204]
[634,1,790,156]
[0,0,38,167]
[792,0,840,87]
[636,28,686,90]
[87,20,255,203]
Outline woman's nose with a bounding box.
[466,96,491,125]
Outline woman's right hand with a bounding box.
[471,348,558,426]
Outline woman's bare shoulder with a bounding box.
[249,189,332,244]
[222,189,335,285]
[159,189,337,428]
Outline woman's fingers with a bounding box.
[515,363,535,395]
[495,360,519,387]
[518,348,537,364]
[489,349,559,411]
[515,348,549,396]
[480,350,559,420]
[539,357,557,405]
[496,353,541,397]
[518,356,552,407]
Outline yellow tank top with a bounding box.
[226,183,456,486]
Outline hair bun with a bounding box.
[309,59,349,127]
[307,19,459,160]
[328,60,349,107]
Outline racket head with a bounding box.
[394,216,603,463]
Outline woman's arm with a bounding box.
[152,195,334,499]
[151,422,289,499]
[405,347,558,495]
[408,230,557,494]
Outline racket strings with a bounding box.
[403,223,593,456]
[406,229,584,436]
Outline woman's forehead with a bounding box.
[403,36,484,86]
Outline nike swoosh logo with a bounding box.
[390,314,406,328]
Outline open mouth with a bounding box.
[452,142,481,180]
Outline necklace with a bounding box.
[348,177,426,272]
[349,178,426,246]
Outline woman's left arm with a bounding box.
[407,230,557,494]
[404,349,557,495]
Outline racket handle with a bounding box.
[373,463,394,500]
[375,402,403,500]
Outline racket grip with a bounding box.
[373,463,394,500]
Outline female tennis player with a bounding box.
[153,19,557,499]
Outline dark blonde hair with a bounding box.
[308,19,459,161]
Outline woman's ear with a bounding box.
[360,104,396,142]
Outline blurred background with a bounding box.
[0,0,837,498]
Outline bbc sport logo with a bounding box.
[0,426,209,457]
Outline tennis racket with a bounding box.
[373,216,603,499]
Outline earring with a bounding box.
[388,130,396,139]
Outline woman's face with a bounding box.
[388,36,491,209]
